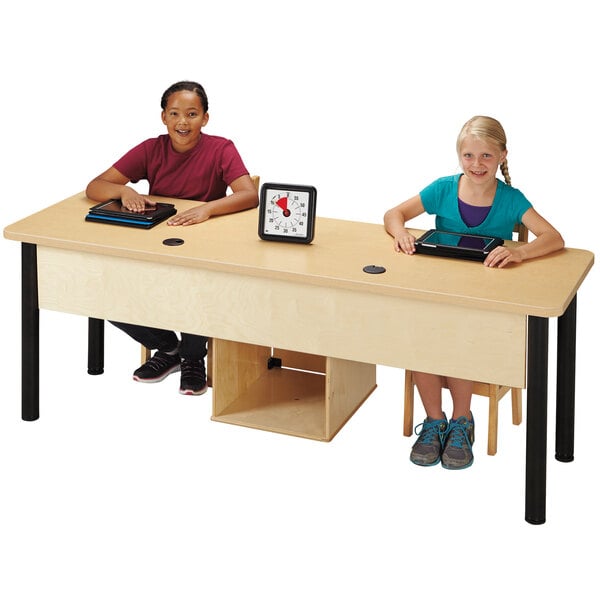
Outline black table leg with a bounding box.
[525,315,549,525]
[22,243,39,421]
[88,318,105,375]
[555,295,577,462]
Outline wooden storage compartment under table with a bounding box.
[211,340,376,441]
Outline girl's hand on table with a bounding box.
[484,245,524,268]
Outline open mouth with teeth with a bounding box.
[176,129,191,136]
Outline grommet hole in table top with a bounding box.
[163,238,185,246]
[362,265,386,274]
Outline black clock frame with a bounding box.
[258,182,317,244]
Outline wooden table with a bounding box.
[4,192,594,524]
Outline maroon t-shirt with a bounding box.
[113,133,249,201]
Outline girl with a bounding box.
[383,115,563,469]
[86,81,259,396]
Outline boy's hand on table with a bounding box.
[167,204,210,226]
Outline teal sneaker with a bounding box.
[441,414,475,470]
[410,414,448,466]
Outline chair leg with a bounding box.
[487,392,499,456]
[403,370,415,436]
[511,388,522,425]
[141,345,151,364]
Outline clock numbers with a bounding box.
[258,183,317,244]
[265,192,309,236]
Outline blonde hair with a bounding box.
[457,116,512,186]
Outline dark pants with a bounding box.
[111,321,207,361]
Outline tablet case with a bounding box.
[85,200,176,229]
[414,229,504,262]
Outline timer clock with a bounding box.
[258,183,317,243]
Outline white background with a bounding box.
[1,1,598,598]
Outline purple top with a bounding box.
[458,197,492,227]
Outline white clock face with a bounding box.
[262,189,310,237]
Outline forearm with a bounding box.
[86,178,129,202]
[167,189,259,226]
[384,195,424,240]
[383,207,410,238]
[203,190,259,217]
[517,230,565,261]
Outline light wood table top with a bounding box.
[4,192,594,318]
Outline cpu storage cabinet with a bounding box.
[211,339,376,441]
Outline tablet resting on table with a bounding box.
[85,200,177,229]
[414,229,504,262]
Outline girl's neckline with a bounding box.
[457,173,497,207]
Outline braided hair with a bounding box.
[457,116,511,186]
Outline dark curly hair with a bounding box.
[160,81,209,112]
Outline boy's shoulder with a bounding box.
[137,134,169,149]
[199,133,235,147]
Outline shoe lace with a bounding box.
[146,352,177,373]
[445,418,473,450]
[181,360,205,379]
[414,419,446,445]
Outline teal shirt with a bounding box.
[419,174,532,240]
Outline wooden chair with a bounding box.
[140,175,261,387]
[403,223,529,456]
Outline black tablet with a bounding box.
[414,229,504,262]
[85,200,176,228]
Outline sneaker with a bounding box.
[179,358,208,396]
[410,414,448,466]
[441,414,475,470]
[133,350,180,383]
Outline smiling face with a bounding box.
[161,90,209,153]
[458,134,507,187]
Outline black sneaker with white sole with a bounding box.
[133,351,180,383]
[179,358,208,396]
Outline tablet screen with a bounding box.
[420,231,496,250]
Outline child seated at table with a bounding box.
[384,115,563,469]
[86,80,258,396]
